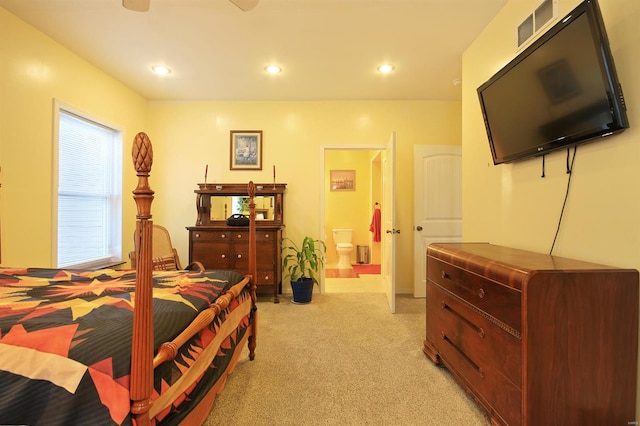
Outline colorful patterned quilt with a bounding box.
[0,267,251,425]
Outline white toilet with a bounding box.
[332,229,353,269]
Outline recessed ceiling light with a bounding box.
[265,64,282,74]
[151,65,171,75]
[377,64,394,74]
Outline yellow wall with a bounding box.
[0,7,462,295]
[462,0,640,269]
[462,0,640,408]
[463,0,640,267]
[0,8,148,267]
[146,101,461,293]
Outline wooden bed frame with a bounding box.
[129,132,258,425]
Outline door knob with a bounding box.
[416,226,423,231]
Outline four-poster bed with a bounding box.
[0,132,258,425]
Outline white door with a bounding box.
[382,132,397,313]
[413,145,462,298]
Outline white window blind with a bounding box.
[57,110,122,268]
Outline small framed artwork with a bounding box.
[230,130,263,170]
[330,170,356,191]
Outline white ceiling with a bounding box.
[0,0,507,102]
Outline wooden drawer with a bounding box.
[228,230,249,241]
[193,229,276,242]
[232,243,275,269]
[190,229,242,242]
[428,283,521,425]
[191,241,233,269]
[436,327,522,426]
[255,269,277,287]
[427,256,521,333]
[427,283,521,388]
[256,230,278,242]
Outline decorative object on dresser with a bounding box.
[282,236,327,304]
[188,182,286,303]
[423,242,638,426]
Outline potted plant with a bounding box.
[281,236,326,304]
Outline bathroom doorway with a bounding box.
[321,145,384,293]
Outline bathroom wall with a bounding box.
[324,149,378,266]
[369,152,382,265]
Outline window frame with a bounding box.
[52,101,123,269]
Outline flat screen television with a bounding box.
[477,0,629,165]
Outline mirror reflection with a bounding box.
[210,195,275,221]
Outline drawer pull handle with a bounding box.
[221,234,226,239]
[221,254,226,259]
[442,273,485,301]
[265,234,270,238]
[237,234,242,239]
[441,301,485,339]
[195,233,200,238]
[237,254,242,259]
[441,332,485,378]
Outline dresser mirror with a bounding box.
[209,195,275,221]
[194,183,286,226]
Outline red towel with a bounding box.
[369,207,381,242]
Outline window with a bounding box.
[55,106,122,268]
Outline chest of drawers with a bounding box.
[187,182,286,303]
[188,226,282,302]
[423,243,638,425]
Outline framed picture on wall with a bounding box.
[230,130,262,170]
[330,170,356,191]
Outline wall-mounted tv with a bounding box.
[477,0,628,165]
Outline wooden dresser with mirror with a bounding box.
[187,183,286,302]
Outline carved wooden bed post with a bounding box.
[247,181,257,360]
[130,132,155,426]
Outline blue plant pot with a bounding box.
[291,278,314,304]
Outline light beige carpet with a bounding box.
[204,292,491,426]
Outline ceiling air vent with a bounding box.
[517,0,558,48]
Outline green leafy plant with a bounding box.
[236,197,249,213]
[282,236,326,284]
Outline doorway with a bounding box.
[321,145,383,293]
